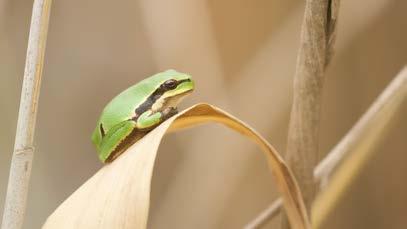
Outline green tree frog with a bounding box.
[91,69,194,163]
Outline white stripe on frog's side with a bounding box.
[151,91,192,113]
[151,95,165,112]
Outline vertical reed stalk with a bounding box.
[1,0,52,228]
[282,0,339,228]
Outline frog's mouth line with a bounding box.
[177,78,192,84]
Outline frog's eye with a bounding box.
[163,79,177,89]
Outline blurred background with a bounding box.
[0,0,406,228]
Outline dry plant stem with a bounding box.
[312,66,407,228]
[282,0,339,227]
[244,198,283,229]
[246,66,407,229]
[1,0,52,229]
[314,67,407,185]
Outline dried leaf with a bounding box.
[43,103,310,229]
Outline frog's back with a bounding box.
[100,83,146,129]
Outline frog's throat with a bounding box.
[151,90,192,112]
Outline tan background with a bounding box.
[0,0,406,228]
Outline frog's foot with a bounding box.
[161,107,178,120]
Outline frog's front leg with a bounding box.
[136,108,178,130]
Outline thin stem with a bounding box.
[245,67,407,228]
[1,0,52,229]
[314,67,407,183]
[282,0,340,227]
[244,198,283,229]
[312,67,407,228]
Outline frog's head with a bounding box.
[150,69,194,112]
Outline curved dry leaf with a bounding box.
[43,103,310,229]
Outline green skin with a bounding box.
[92,70,194,162]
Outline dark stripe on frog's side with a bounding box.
[104,126,146,162]
[133,79,191,120]
[100,123,106,137]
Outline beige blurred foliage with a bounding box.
[0,0,406,229]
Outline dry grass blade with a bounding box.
[42,103,310,229]
[312,67,407,228]
[243,198,283,229]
